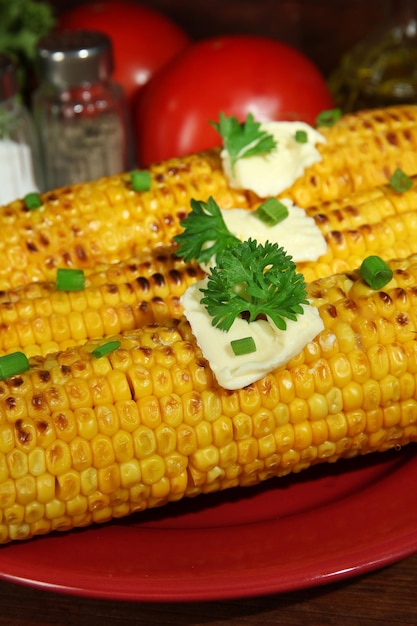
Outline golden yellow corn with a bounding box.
[3,176,417,358]
[291,104,417,207]
[0,250,205,358]
[1,253,417,543]
[1,105,417,290]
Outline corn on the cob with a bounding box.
[290,104,417,207]
[1,252,417,543]
[1,105,417,290]
[2,176,417,358]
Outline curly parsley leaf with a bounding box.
[173,196,240,264]
[211,112,277,173]
[199,239,308,332]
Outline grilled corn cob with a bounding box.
[2,177,417,358]
[289,104,417,207]
[1,105,417,290]
[1,253,417,543]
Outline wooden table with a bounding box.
[0,552,415,625]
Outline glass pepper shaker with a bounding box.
[32,29,133,190]
[0,53,43,205]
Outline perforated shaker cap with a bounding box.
[36,30,114,88]
[0,53,18,101]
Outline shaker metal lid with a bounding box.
[0,53,18,101]
[36,29,114,87]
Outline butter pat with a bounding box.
[182,279,324,390]
[222,201,327,262]
[200,201,327,273]
[221,121,326,197]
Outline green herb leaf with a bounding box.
[360,255,393,290]
[316,108,342,127]
[92,340,121,359]
[295,129,308,143]
[389,168,412,193]
[211,112,277,173]
[255,198,289,226]
[0,351,30,380]
[200,239,308,332]
[173,196,240,264]
[24,192,42,210]
[56,268,85,292]
[230,336,257,356]
[130,170,151,192]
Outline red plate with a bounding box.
[1,445,417,602]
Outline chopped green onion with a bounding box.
[255,198,289,226]
[0,351,30,380]
[360,255,393,290]
[389,168,412,193]
[230,336,257,356]
[92,340,121,359]
[295,129,308,143]
[56,268,85,291]
[315,108,342,127]
[24,192,42,210]
[130,170,151,192]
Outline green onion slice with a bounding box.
[24,192,42,210]
[295,129,308,143]
[0,351,30,380]
[92,340,121,359]
[230,336,257,356]
[255,198,289,226]
[389,168,412,193]
[360,255,393,290]
[56,268,85,291]
[315,108,342,127]
[130,170,151,192]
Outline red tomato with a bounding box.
[135,35,334,165]
[57,1,190,109]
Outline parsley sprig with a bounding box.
[211,112,277,173]
[174,196,240,264]
[199,239,308,332]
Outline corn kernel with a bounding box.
[98,463,120,494]
[112,430,134,463]
[115,399,140,432]
[212,416,233,448]
[7,449,28,479]
[182,390,203,426]
[36,473,55,503]
[237,437,258,465]
[289,398,309,424]
[28,447,46,476]
[80,467,98,495]
[91,434,115,468]
[140,454,165,484]
[95,404,120,436]
[155,423,176,455]
[66,494,88,517]
[15,474,36,504]
[75,407,98,440]
[69,436,92,471]
[293,421,313,450]
[45,498,66,520]
[159,393,183,428]
[4,503,25,525]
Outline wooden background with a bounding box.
[49,0,391,77]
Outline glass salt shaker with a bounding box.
[32,30,133,190]
[0,53,43,204]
